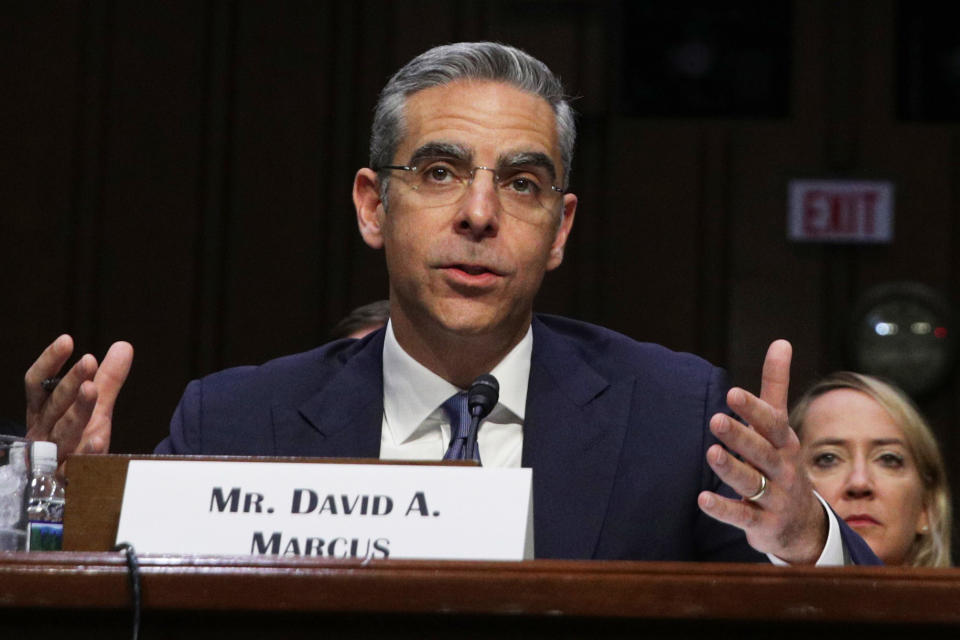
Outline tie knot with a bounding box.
[441,391,471,438]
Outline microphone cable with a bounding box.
[114,542,141,640]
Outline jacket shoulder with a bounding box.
[533,314,723,386]
[197,337,362,397]
[158,331,383,454]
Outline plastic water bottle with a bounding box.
[26,441,64,551]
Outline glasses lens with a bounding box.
[395,158,562,222]
[495,167,559,218]
[411,159,463,205]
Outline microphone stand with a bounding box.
[464,409,482,463]
[463,373,499,464]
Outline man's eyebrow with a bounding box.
[497,151,557,182]
[408,142,471,165]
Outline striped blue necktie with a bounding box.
[441,391,481,463]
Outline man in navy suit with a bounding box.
[24,42,876,564]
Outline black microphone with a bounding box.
[465,374,499,461]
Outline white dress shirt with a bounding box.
[376,319,844,565]
[379,320,529,467]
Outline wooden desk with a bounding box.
[1,553,958,638]
[12,453,952,637]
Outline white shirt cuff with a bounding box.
[766,491,844,566]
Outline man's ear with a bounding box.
[354,168,384,249]
[546,192,577,271]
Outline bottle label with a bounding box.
[27,522,63,551]
[46,500,64,522]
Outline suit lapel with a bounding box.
[271,319,635,558]
[523,317,632,559]
[281,331,385,458]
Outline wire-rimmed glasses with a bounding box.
[377,156,564,222]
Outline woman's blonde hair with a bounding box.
[791,372,952,567]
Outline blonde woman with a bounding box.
[791,372,951,566]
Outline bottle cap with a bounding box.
[31,440,58,472]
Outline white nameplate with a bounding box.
[115,460,533,560]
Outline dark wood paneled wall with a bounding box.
[3,1,960,550]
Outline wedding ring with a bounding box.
[744,473,767,502]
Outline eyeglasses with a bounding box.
[377,156,564,222]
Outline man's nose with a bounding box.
[455,168,500,238]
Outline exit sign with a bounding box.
[788,179,894,243]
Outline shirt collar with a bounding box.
[382,319,531,445]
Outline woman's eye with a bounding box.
[877,452,904,469]
[812,452,839,468]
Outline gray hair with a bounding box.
[370,42,576,192]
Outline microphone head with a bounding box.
[468,374,499,419]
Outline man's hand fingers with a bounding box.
[76,411,113,456]
[28,354,97,441]
[725,387,793,449]
[705,441,774,501]
[24,334,74,414]
[50,379,98,461]
[759,339,791,412]
[709,413,782,474]
[703,339,827,563]
[80,432,109,454]
[698,491,762,530]
[93,341,133,412]
[24,339,131,462]
[78,341,133,456]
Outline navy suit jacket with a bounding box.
[157,314,880,564]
